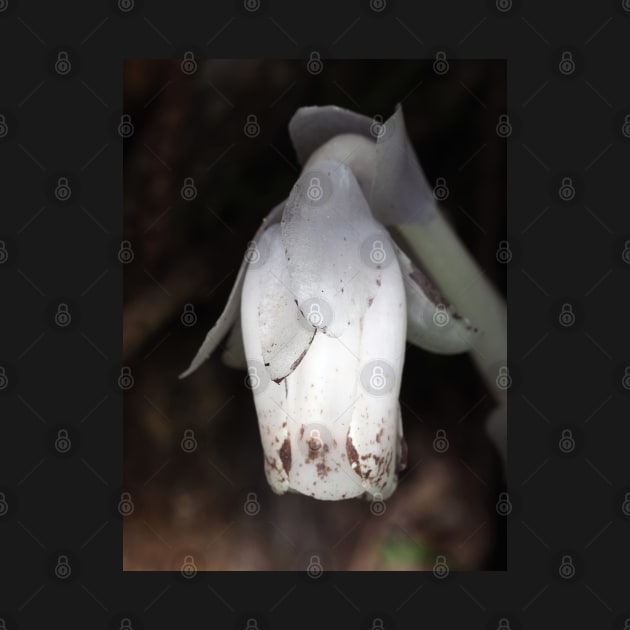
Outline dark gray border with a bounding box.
[1,0,628,628]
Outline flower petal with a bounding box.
[289,104,438,226]
[243,224,317,383]
[281,329,368,500]
[288,105,373,166]
[280,159,392,339]
[346,245,407,499]
[272,242,407,501]
[394,243,480,354]
[243,160,409,500]
[369,104,437,225]
[178,199,286,379]
[239,246,291,494]
[242,258,365,498]
[221,315,246,369]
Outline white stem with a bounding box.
[391,213,507,406]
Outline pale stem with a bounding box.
[391,213,507,407]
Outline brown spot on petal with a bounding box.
[316,462,331,479]
[409,268,450,308]
[346,435,361,476]
[279,438,291,474]
[308,434,322,454]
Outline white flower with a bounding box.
[180,105,502,500]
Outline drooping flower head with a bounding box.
[181,105,494,500]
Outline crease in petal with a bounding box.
[394,243,480,354]
[249,224,317,383]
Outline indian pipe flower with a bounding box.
[180,104,506,501]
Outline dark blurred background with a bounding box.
[122,59,506,571]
